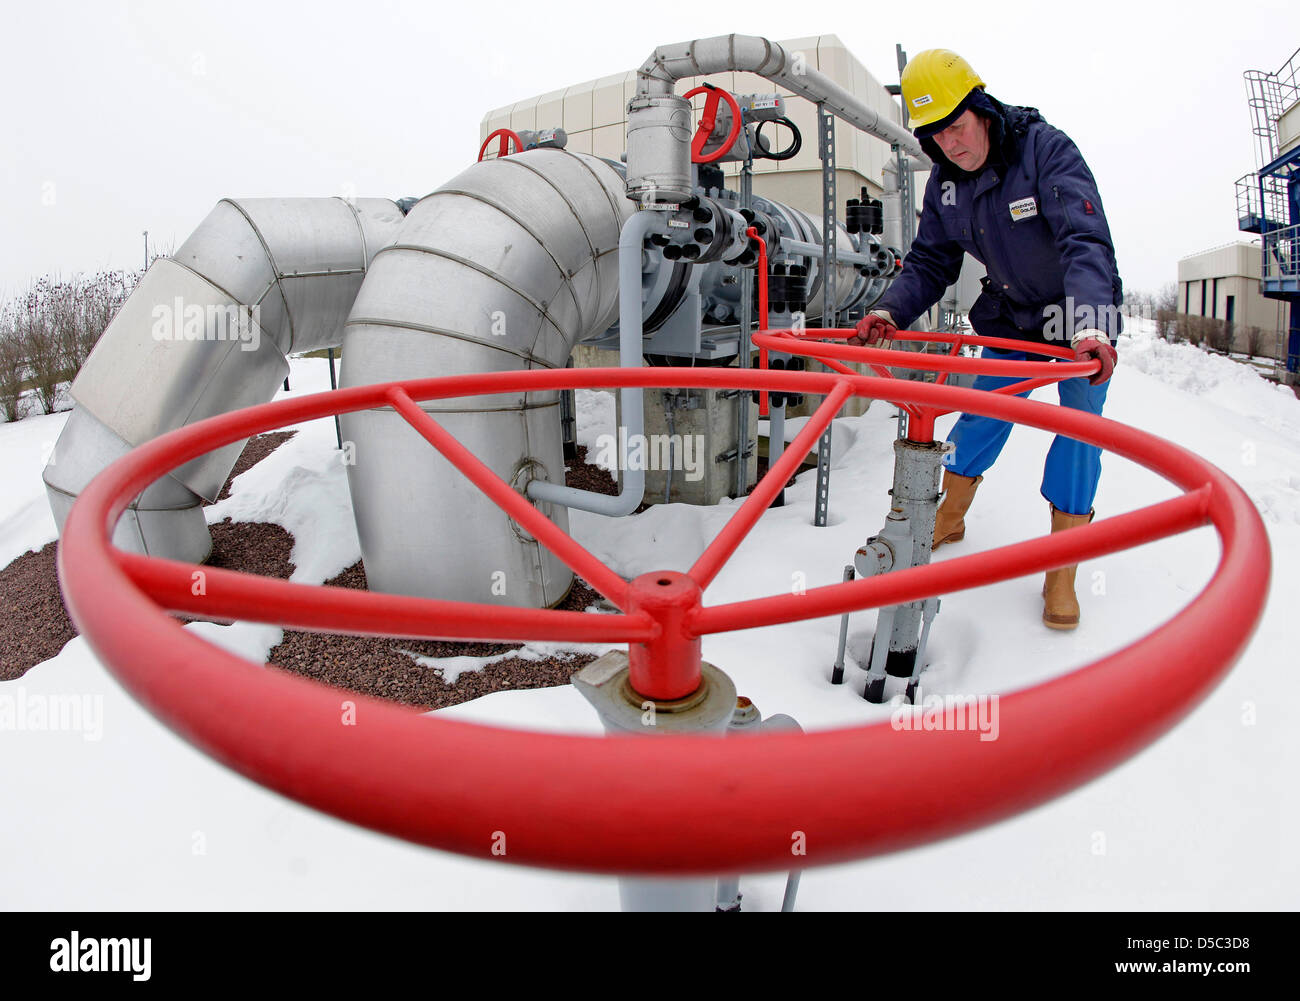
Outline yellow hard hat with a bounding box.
[901,49,986,133]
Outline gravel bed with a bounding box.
[265,567,605,711]
[3,436,621,712]
[1,432,299,680]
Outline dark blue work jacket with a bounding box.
[877,95,1123,344]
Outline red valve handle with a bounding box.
[477,128,525,162]
[683,84,743,164]
[753,327,1094,441]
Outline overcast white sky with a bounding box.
[2,0,1297,299]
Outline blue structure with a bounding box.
[1236,47,1300,379]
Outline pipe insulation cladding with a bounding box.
[43,197,406,562]
[337,149,632,607]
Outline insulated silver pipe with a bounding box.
[43,197,405,560]
[636,34,931,168]
[338,150,632,606]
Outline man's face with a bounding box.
[931,110,991,171]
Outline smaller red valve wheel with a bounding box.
[478,128,525,162]
[683,84,743,164]
[752,327,1094,442]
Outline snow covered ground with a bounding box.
[2,322,1296,910]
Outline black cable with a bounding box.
[753,117,802,161]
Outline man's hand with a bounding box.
[849,309,898,347]
[1073,332,1118,386]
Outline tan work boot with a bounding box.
[932,472,983,550]
[1042,504,1096,630]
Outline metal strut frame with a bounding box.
[814,103,837,528]
[58,363,1269,877]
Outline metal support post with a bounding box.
[735,158,755,498]
[327,347,342,450]
[814,103,837,527]
[769,393,786,508]
[905,597,942,703]
[844,437,949,703]
[881,439,948,685]
[573,644,736,913]
[830,564,855,684]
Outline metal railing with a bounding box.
[1235,171,1289,230]
[1262,221,1300,284]
[1245,46,1300,168]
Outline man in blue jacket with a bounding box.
[851,48,1121,631]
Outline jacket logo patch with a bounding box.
[941,181,957,206]
[1008,196,1038,221]
[1083,199,1096,215]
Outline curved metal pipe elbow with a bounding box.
[636,34,931,168]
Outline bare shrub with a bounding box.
[10,282,67,414]
[1244,325,1267,358]
[0,269,139,421]
[1174,312,1202,346]
[1203,317,1235,354]
[0,319,25,423]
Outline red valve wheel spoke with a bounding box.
[117,551,655,644]
[385,386,632,609]
[934,337,966,387]
[691,488,1211,636]
[691,381,853,590]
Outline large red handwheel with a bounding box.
[56,364,1269,875]
[683,84,743,164]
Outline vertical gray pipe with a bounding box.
[525,210,661,516]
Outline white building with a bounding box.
[1176,242,1291,356]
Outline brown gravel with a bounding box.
[212,431,297,503]
[1,432,299,680]
[565,445,618,497]
[3,436,620,712]
[263,444,615,711]
[265,568,606,710]
[0,544,77,680]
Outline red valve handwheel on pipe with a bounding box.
[478,128,525,162]
[683,84,743,164]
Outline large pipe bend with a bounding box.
[337,150,633,606]
[43,197,405,560]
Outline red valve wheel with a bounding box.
[58,365,1269,876]
[754,327,1094,442]
[477,128,525,162]
[683,84,743,164]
